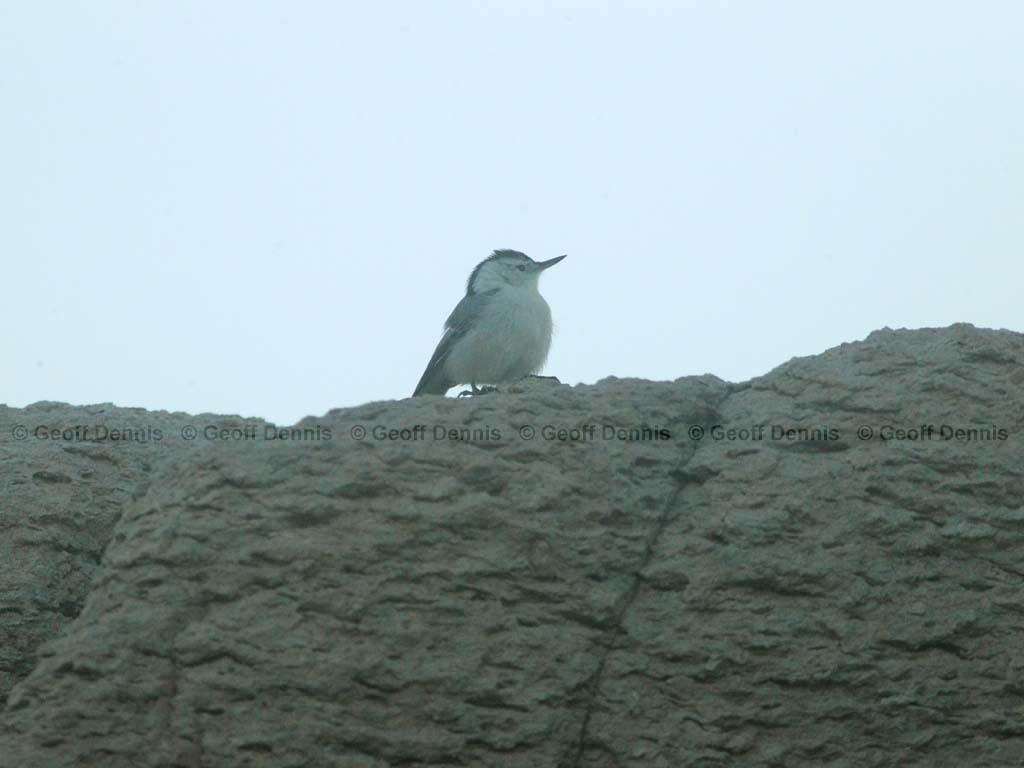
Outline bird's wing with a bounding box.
[412,289,498,396]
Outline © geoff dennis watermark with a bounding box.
[686,423,1009,442]
[10,423,333,443]
[349,423,672,442]
[8,421,1010,445]
[347,422,1010,443]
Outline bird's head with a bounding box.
[466,250,566,294]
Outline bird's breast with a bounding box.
[445,288,554,384]
[488,289,552,350]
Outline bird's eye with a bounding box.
[516,265,526,272]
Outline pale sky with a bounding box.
[3,2,1022,425]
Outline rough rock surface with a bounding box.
[0,403,265,706]
[2,324,1023,767]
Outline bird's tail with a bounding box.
[412,365,454,397]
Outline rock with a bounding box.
[0,404,267,705]
[1,324,1023,767]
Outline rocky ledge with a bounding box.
[2,323,1023,767]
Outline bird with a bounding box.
[413,249,566,396]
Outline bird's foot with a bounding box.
[457,384,498,397]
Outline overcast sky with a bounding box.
[4,2,1021,425]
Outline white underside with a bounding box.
[444,287,553,385]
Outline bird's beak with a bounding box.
[534,254,567,271]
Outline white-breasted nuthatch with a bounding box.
[413,249,566,396]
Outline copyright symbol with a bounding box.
[181,425,197,440]
[688,425,704,441]
[12,425,28,441]
[857,426,873,440]
[519,425,535,440]
[350,425,366,440]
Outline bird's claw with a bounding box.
[458,385,498,397]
